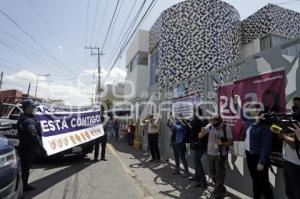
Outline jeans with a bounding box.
[193,150,206,184]
[172,143,188,173]
[207,154,227,199]
[284,160,300,199]
[148,133,160,160]
[246,151,273,199]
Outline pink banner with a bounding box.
[218,70,286,140]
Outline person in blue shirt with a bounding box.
[167,114,189,177]
[243,104,273,199]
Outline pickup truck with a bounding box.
[0,103,95,158]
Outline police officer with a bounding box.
[17,99,45,191]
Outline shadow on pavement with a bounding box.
[24,156,93,198]
[110,140,238,199]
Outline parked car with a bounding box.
[0,135,23,199]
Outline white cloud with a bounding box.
[83,67,126,84]
[58,46,64,50]
[2,68,126,106]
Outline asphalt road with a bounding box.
[23,144,145,199]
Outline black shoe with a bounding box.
[101,158,107,161]
[24,185,36,191]
[195,183,207,188]
[172,171,180,175]
[149,159,156,163]
[94,159,99,162]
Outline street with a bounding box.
[23,140,243,199]
[24,143,145,199]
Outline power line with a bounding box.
[90,0,100,45]
[95,0,109,46]
[110,0,139,54]
[84,0,90,47]
[24,0,84,72]
[0,39,48,68]
[0,30,63,68]
[108,0,146,68]
[0,8,76,75]
[105,0,157,81]
[0,33,67,75]
[108,0,125,45]
[100,0,121,52]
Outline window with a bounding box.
[260,35,271,51]
[261,34,289,51]
[128,52,149,73]
[138,52,148,65]
[149,49,159,86]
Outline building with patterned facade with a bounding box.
[148,1,300,94]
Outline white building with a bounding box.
[124,30,150,119]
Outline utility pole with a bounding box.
[85,46,105,104]
[27,82,31,96]
[35,74,50,98]
[0,71,3,90]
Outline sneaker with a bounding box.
[24,185,36,191]
[101,158,107,161]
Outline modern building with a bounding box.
[241,3,300,58]
[142,1,300,199]
[149,0,241,91]
[149,1,300,95]
[124,30,150,119]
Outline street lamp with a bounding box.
[34,74,50,98]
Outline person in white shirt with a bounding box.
[199,115,233,199]
[142,115,161,162]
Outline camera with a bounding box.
[261,112,299,134]
[261,112,300,160]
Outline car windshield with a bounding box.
[0,104,15,118]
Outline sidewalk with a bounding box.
[109,139,243,199]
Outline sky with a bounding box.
[0,0,299,105]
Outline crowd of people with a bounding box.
[15,96,300,199]
[165,97,300,199]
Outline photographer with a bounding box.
[167,114,189,177]
[281,97,300,199]
[244,104,273,199]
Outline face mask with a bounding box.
[292,105,299,113]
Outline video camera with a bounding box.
[260,112,299,134]
[261,112,300,159]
